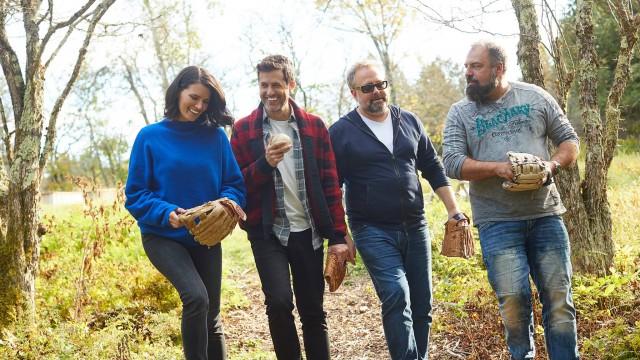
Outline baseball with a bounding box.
[270,133,292,147]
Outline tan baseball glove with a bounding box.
[324,235,355,292]
[441,213,475,259]
[178,198,247,247]
[502,152,551,192]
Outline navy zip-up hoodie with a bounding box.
[329,105,449,226]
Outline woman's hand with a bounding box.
[169,207,186,228]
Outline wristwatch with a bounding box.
[551,160,561,175]
[452,213,466,221]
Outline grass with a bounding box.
[0,153,639,359]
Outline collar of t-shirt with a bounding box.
[357,108,393,153]
[262,105,295,124]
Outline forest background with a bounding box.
[0,0,639,359]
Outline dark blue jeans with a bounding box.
[248,228,329,360]
[477,215,579,360]
[142,234,226,360]
[350,221,432,360]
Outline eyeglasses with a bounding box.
[353,80,388,93]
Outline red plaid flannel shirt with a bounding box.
[230,100,347,245]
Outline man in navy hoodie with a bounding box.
[329,61,467,360]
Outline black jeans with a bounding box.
[248,228,329,360]
[142,234,226,360]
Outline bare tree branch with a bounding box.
[121,57,151,125]
[39,0,116,172]
[143,0,170,91]
[0,96,12,164]
[36,0,52,27]
[40,0,96,45]
[21,0,42,78]
[542,0,575,69]
[602,0,640,168]
[43,13,91,69]
[0,11,26,124]
[0,150,7,215]
[411,0,518,36]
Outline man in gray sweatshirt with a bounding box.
[442,40,580,359]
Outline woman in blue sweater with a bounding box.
[125,66,246,360]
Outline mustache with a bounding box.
[466,75,479,84]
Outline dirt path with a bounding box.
[223,267,463,359]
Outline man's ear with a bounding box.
[496,62,506,77]
[288,79,296,92]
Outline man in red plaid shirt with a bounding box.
[230,55,354,360]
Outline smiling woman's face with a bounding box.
[176,83,210,122]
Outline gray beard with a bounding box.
[367,99,386,114]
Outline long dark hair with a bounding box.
[164,66,233,127]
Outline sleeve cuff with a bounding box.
[161,205,178,228]
[257,156,275,174]
[328,234,347,246]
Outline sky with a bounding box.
[2,0,572,154]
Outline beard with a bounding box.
[366,95,387,114]
[262,95,287,114]
[466,70,497,103]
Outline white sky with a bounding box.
[2,0,572,154]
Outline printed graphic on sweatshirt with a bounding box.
[474,104,531,139]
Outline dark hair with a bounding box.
[256,55,295,83]
[164,66,233,127]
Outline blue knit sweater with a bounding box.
[125,118,246,246]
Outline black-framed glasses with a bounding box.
[353,80,388,93]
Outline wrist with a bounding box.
[450,212,466,221]
[551,160,561,175]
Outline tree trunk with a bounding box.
[0,0,117,332]
[0,71,45,330]
[511,0,544,87]
[573,0,614,274]
[511,0,616,275]
[381,52,397,105]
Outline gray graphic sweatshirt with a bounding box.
[442,81,579,224]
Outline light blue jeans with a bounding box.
[350,221,432,360]
[478,215,579,360]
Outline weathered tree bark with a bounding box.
[603,3,640,169]
[511,0,639,275]
[511,0,545,87]
[511,0,590,273]
[0,0,117,331]
[1,64,46,332]
[573,0,613,274]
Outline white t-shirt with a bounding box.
[358,109,393,153]
[269,119,310,232]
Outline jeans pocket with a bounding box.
[476,221,496,234]
[349,222,368,235]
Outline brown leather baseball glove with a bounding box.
[502,152,551,192]
[178,198,246,247]
[441,213,475,259]
[324,235,355,292]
